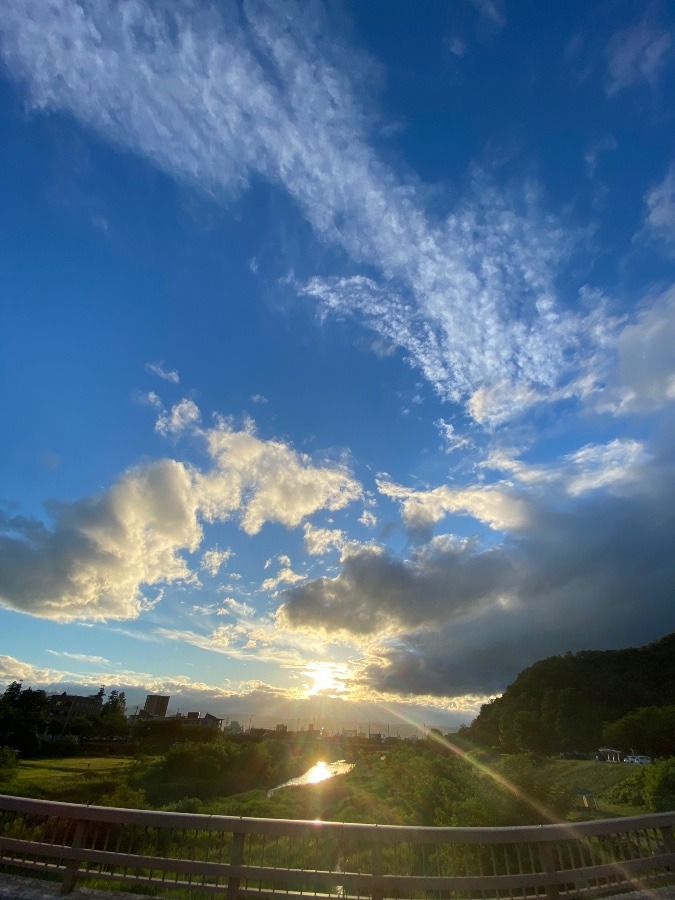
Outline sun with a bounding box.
[304,662,348,697]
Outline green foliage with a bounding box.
[98,689,129,739]
[0,745,18,774]
[601,759,675,812]
[465,633,675,754]
[603,768,648,807]
[98,783,149,809]
[163,796,206,813]
[603,705,675,756]
[642,758,675,812]
[136,737,295,805]
[0,681,51,756]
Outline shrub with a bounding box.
[0,745,18,775]
[642,758,675,812]
[603,769,647,807]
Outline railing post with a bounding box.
[61,819,85,895]
[227,830,246,900]
[538,841,560,900]
[661,824,675,869]
[371,831,383,900]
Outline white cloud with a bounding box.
[303,522,345,555]
[0,655,61,684]
[0,420,361,621]
[200,547,233,576]
[484,439,649,496]
[584,135,617,178]
[250,394,268,404]
[261,566,306,592]
[0,459,201,622]
[435,418,471,453]
[196,425,361,535]
[217,596,255,618]
[447,37,466,58]
[644,162,675,250]
[46,650,109,665]
[0,0,593,428]
[156,399,201,436]
[358,510,378,528]
[605,18,671,95]
[145,361,179,384]
[377,478,529,532]
[302,169,588,425]
[470,0,506,32]
[563,440,648,495]
[597,287,675,414]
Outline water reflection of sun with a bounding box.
[305,761,330,784]
[304,662,348,697]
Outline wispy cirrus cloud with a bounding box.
[596,286,675,415]
[0,0,600,427]
[643,162,675,253]
[605,16,671,95]
[46,650,110,666]
[145,361,180,384]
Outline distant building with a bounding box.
[275,723,288,733]
[49,692,103,726]
[181,711,222,729]
[223,720,242,734]
[143,695,170,718]
[203,713,222,729]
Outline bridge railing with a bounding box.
[1,794,673,898]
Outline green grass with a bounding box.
[0,754,653,824]
[536,759,646,819]
[0,755,136,803]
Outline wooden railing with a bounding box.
[0,794,673,898]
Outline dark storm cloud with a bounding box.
[282,537,514,635]
[282,449,675,698]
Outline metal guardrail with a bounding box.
[0,794,673,898]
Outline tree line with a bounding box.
[461,632,675,756]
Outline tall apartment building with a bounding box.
[143,694,169,718]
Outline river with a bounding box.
[268,759,354,796]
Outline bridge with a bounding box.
[1,794,673,898]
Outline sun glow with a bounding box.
[304,662,349,697]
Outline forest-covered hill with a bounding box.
[461,632,675,754]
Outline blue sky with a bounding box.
[1,0,674,731]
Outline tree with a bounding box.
[0,682,50,755]
[98,690,129,739]
[603,706,675,757]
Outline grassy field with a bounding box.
[0,755,136,804]
[538,758,646,819]
[0,753,649,822]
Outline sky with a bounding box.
[0,0,674,733]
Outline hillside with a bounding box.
[462,632,675,753]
